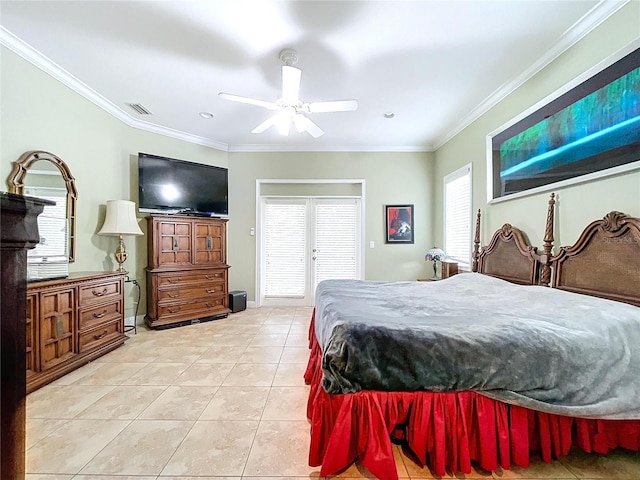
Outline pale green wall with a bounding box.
[1,46,227,317]
[434,3,640,249]
[4,2,638,310]
[228,151,436,299]
[1,45,436,308]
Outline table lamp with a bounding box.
[425,247,446,280]
[98,200,143,272]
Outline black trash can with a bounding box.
[229,290,247,313]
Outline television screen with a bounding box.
[138,153,228,216]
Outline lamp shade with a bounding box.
[425,247,446,262]
[98,200,143,236]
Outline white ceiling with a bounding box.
[0,1,626,152]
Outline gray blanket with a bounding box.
[314,274,640,419]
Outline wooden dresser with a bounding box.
[26,271,127,393]
[145,215,230,329]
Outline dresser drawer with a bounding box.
[157,284,226,303]
[79,279,122,306]
[157,296,227,321]
[79,299,123,330]
[156,270,226,289]
[78,319,123,353]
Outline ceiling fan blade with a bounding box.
[298,115,324,138]
[218,92,277,110]
[282,65,301,104]
[251,115,278,134]
[292,114,306,133]
[306,99,358,113]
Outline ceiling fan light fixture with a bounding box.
[276,113,291,136]
[220,48,356,139]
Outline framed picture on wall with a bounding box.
[385,204,414,244]
[487,45,640,202]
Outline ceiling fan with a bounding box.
[218,49,358,138]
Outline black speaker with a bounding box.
[229,290,247,313]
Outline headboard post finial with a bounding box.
[540,193,556,287]
[472,209,481,272]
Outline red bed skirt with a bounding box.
[305,311,640,480]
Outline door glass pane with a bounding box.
[264,202,306,297]
[314,200,359,291]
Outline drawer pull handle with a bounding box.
[206,302,216,308]
[173,236,179,251]
[92,288,108,297]
[205,275,220,280]
[167,292,179,298]
[168,307,181,314]
[166,279,176,284]
[93,309,107,319]
[206,289,216,294]
[93,329,108,340]
[206,235,213,250]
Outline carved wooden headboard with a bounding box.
[472,210,541,285]
[477,223,540,285]
[552,211,640,307]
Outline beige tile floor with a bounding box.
[26,307,640,480]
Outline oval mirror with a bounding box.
[7,151,78,262]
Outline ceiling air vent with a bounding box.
[126,103,153,115]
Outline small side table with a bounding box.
[441,261,459,279]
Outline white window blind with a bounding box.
[444,164,472,268]
[314,201,359,290]
[264,202,307,297]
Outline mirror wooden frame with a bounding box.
[7,151,78,262]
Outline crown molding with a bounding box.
[0,26,228,151]
[0,25,430,153]
[227,143,431,153]
[432,0,630,150]
[1,0,628,155]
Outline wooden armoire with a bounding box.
[145,215,230,329]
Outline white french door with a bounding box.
[260,197,361,306]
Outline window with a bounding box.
[444,164,472,269]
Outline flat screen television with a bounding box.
[138,152,228,216]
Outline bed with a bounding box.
[305,195,640,479]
